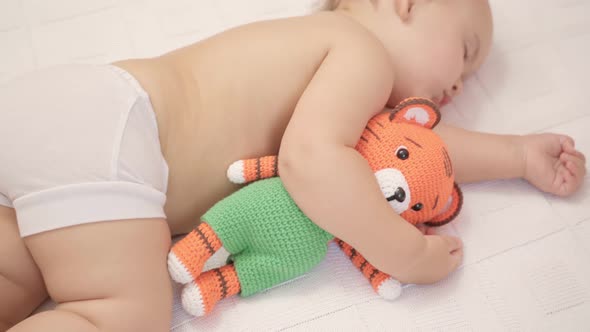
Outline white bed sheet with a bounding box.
[2,0,589,330]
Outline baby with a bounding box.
[0,0,586,331]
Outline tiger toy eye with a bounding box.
[412,203,423,211]
[396,148,409,160]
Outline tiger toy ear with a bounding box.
[424,183,463,227]
[389,98,441,129]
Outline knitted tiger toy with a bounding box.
[168,98,463,317]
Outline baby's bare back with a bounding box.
[115,12,362,234]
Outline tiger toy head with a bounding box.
[356,98,462,227]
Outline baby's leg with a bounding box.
[9,218,172,332]
[0,206,47,331]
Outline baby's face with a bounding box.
[386,0,493,106]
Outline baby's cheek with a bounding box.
[426,50,463,89]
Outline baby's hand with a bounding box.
[522,133,587,196]
[397,228,463,284]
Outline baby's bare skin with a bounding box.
[3,1,585,330]
[115,12,356,235]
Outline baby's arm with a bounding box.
[279,25,461,284]
[435,125,587,196]
[434,124,524,183]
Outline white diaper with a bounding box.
[0,64,169,237]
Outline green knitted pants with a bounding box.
[202,177,334,297]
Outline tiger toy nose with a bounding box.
[387,187,406,203]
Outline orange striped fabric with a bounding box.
[195,264,241,315]
[170,222,222,280]
[336,239,390,292]
[242,155,278,183]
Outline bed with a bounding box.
[1,0,589,330]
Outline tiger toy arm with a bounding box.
[335,239,402,300]
[227,155,279,184]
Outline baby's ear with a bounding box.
[424,183,463,227]
[389,98,441,129]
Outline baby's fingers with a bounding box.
[560,135,576,150]
[558,164,574,193]
[441,235,463,253]
[561,153,587,179]
[562,138,586,162]
[555,162,581,197]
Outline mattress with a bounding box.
[2,0,589,330]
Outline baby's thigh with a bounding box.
[24,218,173,331]
[0,205,47,329]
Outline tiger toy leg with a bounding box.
[181,264,241,316]
[335,239,402,300]
[168,222,223,284]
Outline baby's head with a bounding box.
[329,0,493,107]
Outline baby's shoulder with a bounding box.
[305,11,388,49]
[303,12,393,74]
